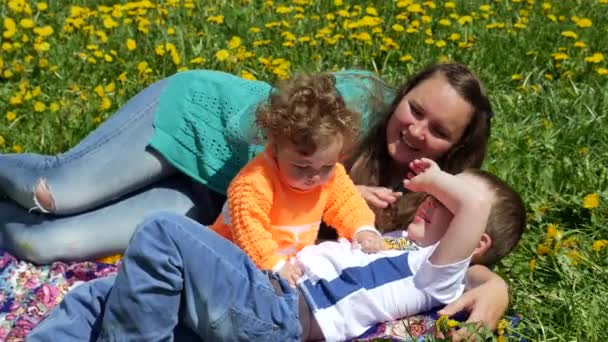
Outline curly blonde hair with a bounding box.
[256,73,360,156]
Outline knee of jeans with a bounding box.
[33,179,56,213]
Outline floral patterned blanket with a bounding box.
[0,235,519,341]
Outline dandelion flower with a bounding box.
[597,68,608,76]
[583,193,600,208]
[228,36,241,49]
[0,135,4,147]
[100,97,112,110]
[215,49,230,61]
[584,53,604,64]
[240,70,256,80]
[126,39,137,51]
[34,101,46,112]
[12,144,23,153]
[561,31,578,39]
[576,18,592,28]
[528,259,536,271]
[592,240,608,252]
[6,111,17,122]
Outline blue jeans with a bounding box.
[0,79,226,263]
[28,212,301,341]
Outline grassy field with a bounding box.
[1,0,607,340]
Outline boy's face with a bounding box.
[407,196,453,247]
[273,136,343,191]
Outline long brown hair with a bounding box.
[346,63,493,231]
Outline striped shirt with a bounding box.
[296,239,471,341]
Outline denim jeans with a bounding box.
[28,212,302,341]
[0,78,226,263]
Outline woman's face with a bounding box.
[386,74,473,166]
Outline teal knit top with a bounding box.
[149,69,396,195]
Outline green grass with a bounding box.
[1,0,608,340]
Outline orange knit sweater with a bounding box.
[211,149,376,270]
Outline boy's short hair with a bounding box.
[464,169,526,266]
[255,73,360,156]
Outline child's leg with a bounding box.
[98,212,302,341]
[27,276,115,341]
[0,78,175,215]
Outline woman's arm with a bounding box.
[438,265,509,340]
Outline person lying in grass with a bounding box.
[28,158,526,341]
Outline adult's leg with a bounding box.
[27,276,115,341]
[0,78,175,215]
[0,175,202,264]
[98,212,301,341]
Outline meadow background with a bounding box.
[1,0,607,340]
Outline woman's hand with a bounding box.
[356,185,402,209]
[438,266,509,341]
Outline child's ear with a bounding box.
[471,233,492,261]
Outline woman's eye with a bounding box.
[431,127,448,139]
[410,103,423,118]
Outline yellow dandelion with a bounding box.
[249,27,261,33]
[190,57,205,65]
[228,36,242,49]
[584,53,605,64]
[0,135,4,147]
[6,111,17,122]
[215,49,230,61]
[33,101,46,112]
[536,244,551,256]
[126,39,137,51]
[583,193,600,209]
[546,224,560,239]
[576,18,592,28]
[435,40,446,48]
[445,1,456,9]
[574,41,587,48]
[12,144,23,153]
[20,18,34,29]
[105,83,115,93]
[94,85,104,97]
[38,2,48,11]
[592,240,608,252]
[33,25,54,37]
[167,27,175,35]
[511,73,523,81]
[100,97,112,110]
[399,54,413,62]
[50,102,59,112]
[458,15,473,25]
[392,24,404,32]
[448,33,461,41]
[561,31,578,39]
[439,18,451,26]
[529,259,536,271]
[551,52,569,61]
[240,70,256,80]
[117,72,127,83]
[597,68,608,76]
[206,15,224,24]
[3,18,17,39]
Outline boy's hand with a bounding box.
[354,230,385,253]
[402,158,442,193]
[278,262,303,288]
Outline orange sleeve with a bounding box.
[323,163,376,239]
[226,174,286,270]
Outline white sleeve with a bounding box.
[412,245,471,304]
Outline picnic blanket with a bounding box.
[0,234,518,341]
